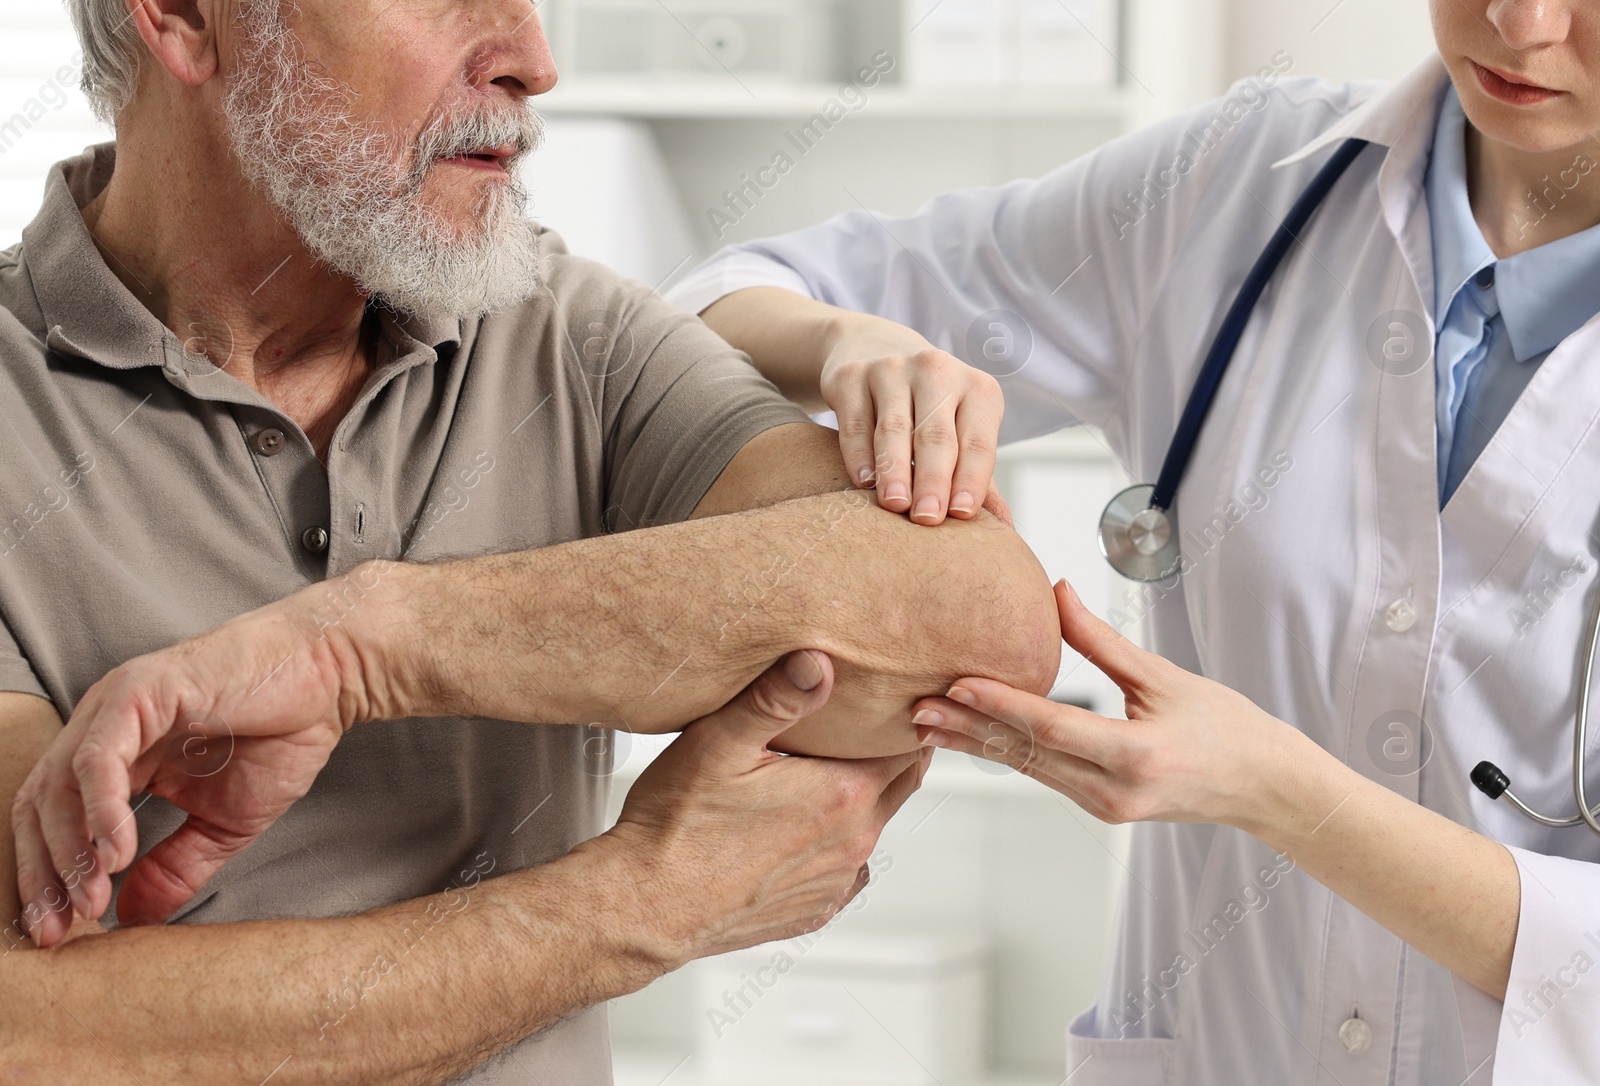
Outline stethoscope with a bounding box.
[1095,136,1600,836]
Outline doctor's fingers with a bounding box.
[942,374,1004,522]
[828,368,881,491]
[905,377,963,524]
[1055,581,1173,697]
[866,372,916,515]
[915,724,1104,811]
[915,684,1126,767]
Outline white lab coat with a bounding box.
[667,57,1600,1086]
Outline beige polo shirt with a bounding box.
[0,144,810,1082]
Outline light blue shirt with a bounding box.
[1427,86,1600,505]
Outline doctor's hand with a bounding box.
[910,580,1297,828]
[820,313,1010,528]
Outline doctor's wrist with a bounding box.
[1229,721,1358,843]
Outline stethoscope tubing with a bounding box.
[1149,138,1371,512]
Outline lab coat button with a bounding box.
[1339,1014,1372,1055]
[301,526,330,554]
[1385,598,1417,633]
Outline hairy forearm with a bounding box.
[700,287,928,413]
[0,839,665,1084]
[1242,728,1519,1000]
[363,490,1060,758]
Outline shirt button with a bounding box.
[301,526,330,554]
[1339,1012,1372,1055]
[251,428,287,457]
[1385,598,1417,633]
[1475,266,1496,290]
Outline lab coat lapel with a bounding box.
[1438,317,1600,607]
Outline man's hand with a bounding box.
[9,570,402,947]
[605,649,930,965]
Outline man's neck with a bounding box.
[1467,124,1600,258]
[81,111,377,458]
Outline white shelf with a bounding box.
[539,79,1133,121]
[613,1047,1060,1086]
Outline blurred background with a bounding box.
[0,1,1434,1082]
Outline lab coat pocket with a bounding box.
[1066,1007,1178,1086]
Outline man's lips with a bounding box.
[438,147,516,172]
[1472,61,1561,106]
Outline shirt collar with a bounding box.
[21,142,464,370]
[1274,55,1451,171]
[1424,86,1495,326]
[1423,86,1600,362]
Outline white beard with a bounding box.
[222,2,546,319]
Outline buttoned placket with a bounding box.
[1307,142,1446,1086]
[153,318,440,585]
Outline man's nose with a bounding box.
[468,0,559,98]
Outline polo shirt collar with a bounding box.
[24,142,172,371]
[22,142,464,370]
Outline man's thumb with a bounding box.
[716,650,835,751]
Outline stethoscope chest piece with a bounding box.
[1099,484,1182,583]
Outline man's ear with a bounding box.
[125,0,220,90]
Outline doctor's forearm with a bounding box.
[700,287,930,412]
[1240,729,1519,1000]
[362,493,1061,758]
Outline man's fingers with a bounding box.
[1056,580,1158,692]
[12,799,72,948]
[701,651,835,765]
[115,816,254,927]
[875,753,929,823]
[73,707,145,875]
[946,391,1003,521]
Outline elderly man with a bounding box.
[0,0,1061,1083]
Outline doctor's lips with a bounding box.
[1472,62,1562,106]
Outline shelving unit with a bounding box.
[538,78,1135,122]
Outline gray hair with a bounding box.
[65,0,144,123]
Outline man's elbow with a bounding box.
[774,510,1062,759]
[947,514,1063,699]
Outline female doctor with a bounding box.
[667,2,1600,1083]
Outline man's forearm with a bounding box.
[2,837,666,1085]
[359,490,1061,758]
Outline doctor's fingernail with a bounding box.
[884,483,909,504]
[912,497,942,520]
[920,731,948,749]
[946,685,976,706]
[913,709,943,727]
[857,466,875,486]
[950,492,975,514]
